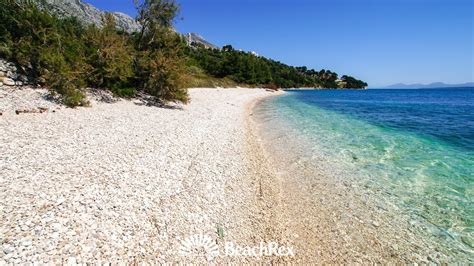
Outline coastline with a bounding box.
[2,87,467,263]
[250,93,471,263]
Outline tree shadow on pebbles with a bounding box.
[133,93,184,110]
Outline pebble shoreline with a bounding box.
[2,87,465,263]
[0,88,282,263]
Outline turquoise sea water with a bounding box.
[258,88,474,259]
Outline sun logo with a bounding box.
[178,233,220,261]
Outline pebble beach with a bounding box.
[0,88,285,263]
[2,87,467,263]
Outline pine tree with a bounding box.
[84,13,134,95]
[134,0,189,103]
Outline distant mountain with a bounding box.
[43,0,220,51]
[385,82,474,89]
[43,0,141,33]
[184,33,219,49]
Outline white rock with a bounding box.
[51,223,62,232]
[67,257,76,265]
[2,78,15,86]
[3,253,13,260]
[3,245,14,254]
[21,239,32,247]
[6,71,15,79]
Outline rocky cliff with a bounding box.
[44,0,141,33]
[43,0,219,49]
[184,33,219,49]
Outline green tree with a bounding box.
[134,0,189,103]
[0,0,89,106]
[84,13,134,95]
[339,75,368,89]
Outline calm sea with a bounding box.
[256,88,474,259]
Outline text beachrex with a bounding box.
[178,233,295,260]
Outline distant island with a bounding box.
[385,82,474,89]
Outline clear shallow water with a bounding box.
[259,88,474,258]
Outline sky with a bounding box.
[84,0,473,87]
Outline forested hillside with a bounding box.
[187,44,367,89]
[0,0,367,107]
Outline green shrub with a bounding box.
[84,14,134,89]
[0,0,191,106]
[134,0,189,103]
[46,72,88,107]
[110,84,136,97]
